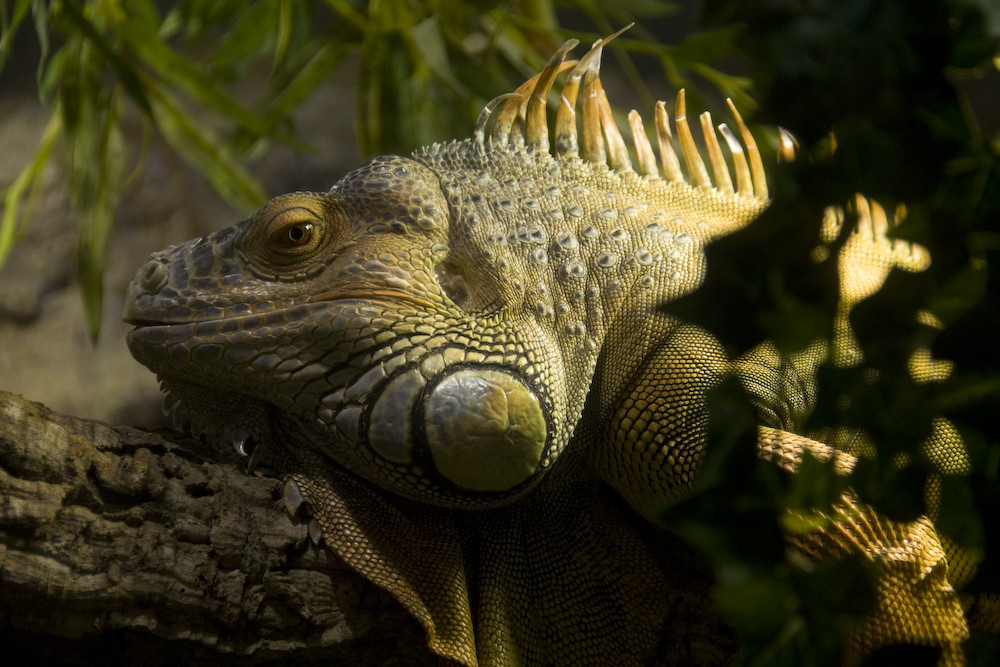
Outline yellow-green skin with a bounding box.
[124,39,972,666]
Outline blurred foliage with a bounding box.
[2,0,999,664]
[660,0,1000,664]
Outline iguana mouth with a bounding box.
[308,287,437,309]
[123,285,440,330]
[122,317,170,328]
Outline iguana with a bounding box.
[123,34,974,665]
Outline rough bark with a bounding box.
[0,389,434,666]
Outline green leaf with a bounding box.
[0,0,33,70]
[76,89,126,340]
[146,79,267,214]
[208,0,278,78]
[409,16,467,96]
[266,34,353,119]
[30,0,51,88]
[121,0,163,34]
[273,0,293,73]
[111,9,286,142]
[0,110,62,272]
[56,0,154,117]
[318,0,367,30]
[607,0,681,17]
[671,24,743,68]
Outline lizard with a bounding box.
[122,33,974,665]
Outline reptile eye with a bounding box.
[241,194,342,276]
[275,222,313,247]
[264,208,323,258]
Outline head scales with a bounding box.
[472,26,770,202]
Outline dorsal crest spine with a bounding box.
[473,28,769,202]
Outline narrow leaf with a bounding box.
[318,0,367,30]
[115,17,289,142]
[0,109,62,271]
[273,0,292,73]
[0,0,33,70]
[78,89,126,340]
[209,0,277,76]
[146,80,267,213]
[56,0,153,116]
[267,36,353,119]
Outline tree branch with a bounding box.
[0,390,434,665]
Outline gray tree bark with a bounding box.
[0,389,435,665]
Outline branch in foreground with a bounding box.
[0,390,434,665]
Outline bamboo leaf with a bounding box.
[319,0,367,30]
[0,110,62,272]
[266,35,353,119]
[0,0,32,70]
[120,0,162,35]
[146,79,267,213]
[56,0,154,116]
[408,16,466,96]
[273,0,293,73]
[112,12,287,142]
[671,24,743,68]
[31,0,51,88]
[209,0,278,77]
[77,89,126,340]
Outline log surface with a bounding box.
[0,390,433,665]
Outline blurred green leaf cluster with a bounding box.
[663,0,1000,664]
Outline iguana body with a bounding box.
[124,36,970,665]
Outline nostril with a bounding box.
[140,260,168,293]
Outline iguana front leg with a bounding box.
[587,320,730,520]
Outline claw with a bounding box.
[283,478,305,516]
[190,414,206,439]
[308,518,324,545]
[231,429,253,457]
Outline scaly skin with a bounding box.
[124,36,971,665]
